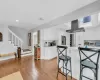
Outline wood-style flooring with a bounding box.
[0,56,76,80]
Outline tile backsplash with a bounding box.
[84,40,100,47]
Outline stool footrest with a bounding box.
[58,69,71,75]
[60,67,71,72]
[58,70,70,76]
[62,67,71,72]
[82,75,93,80]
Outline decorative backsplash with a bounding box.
[84,40,100,47]
[44,40,57,47]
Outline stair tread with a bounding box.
[21,52,32,55]
[22,49,31,52]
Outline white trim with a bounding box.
[8,29,23,42]
[8,28,23,48]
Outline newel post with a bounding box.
[17,47,21,59]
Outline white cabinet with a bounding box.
[43,28,58,40]
[41,28,58,60]
[76,32,84,47]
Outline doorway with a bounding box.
[32,32,37,55]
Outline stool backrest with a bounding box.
[57,45,67,57]
[78,47,100,66]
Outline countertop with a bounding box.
[58,46,100,80]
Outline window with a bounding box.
[79,16,92,28]
[83,16,91,23]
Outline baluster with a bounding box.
[18,39,19,47]
[10,32,11,41]
[8,31,10,41]
[19,41,21,47]
[8,29,23,48]
[9,32,11,41]
[14,36,15,45]
[19,40,20,47]
[13,35,14,44]
[15,37,16,46]
[17,38,18,46]
[11,34,13,43]
[21,42,22,48]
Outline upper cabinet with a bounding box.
[43,28,58,40]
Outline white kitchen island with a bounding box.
[59,47,100,80]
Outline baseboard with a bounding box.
[49,57,57,60]
[40,56,45,59]
[0,56,15,61]
[44,56,57,60]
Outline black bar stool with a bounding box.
[57,45,72,80]
[78,47,100,80]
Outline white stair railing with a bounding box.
[8,29,23,48]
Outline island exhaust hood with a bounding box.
[66,19,85,33]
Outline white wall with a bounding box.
[0,25,16,54]
[84,25,100,40]
[9,26,28,49]
[74,13,100,47]
[74,23,100,47]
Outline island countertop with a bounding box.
[58,47,100,80]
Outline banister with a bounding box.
[8,29,23,43]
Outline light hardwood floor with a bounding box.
[0,56,76,80]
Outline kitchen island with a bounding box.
[59,47,100,80]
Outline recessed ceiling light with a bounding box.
[16,20,19,22]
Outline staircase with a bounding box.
[8,28,32,55]
[22,49,32,55]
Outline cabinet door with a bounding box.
[76,32,84,47]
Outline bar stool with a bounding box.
[78,47,100,80]
[57,45,72,80]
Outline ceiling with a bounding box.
[0,0,97,30]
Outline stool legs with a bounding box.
[80,66,82,80]
[96,67,98,80]
[80,66,99,80]
[57,60,60,79]
[66,61,68,80]
[57,60,72,80]
[70,59,72,80]
[63,61,64,74]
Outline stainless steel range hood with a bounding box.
[66,19,85,33]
